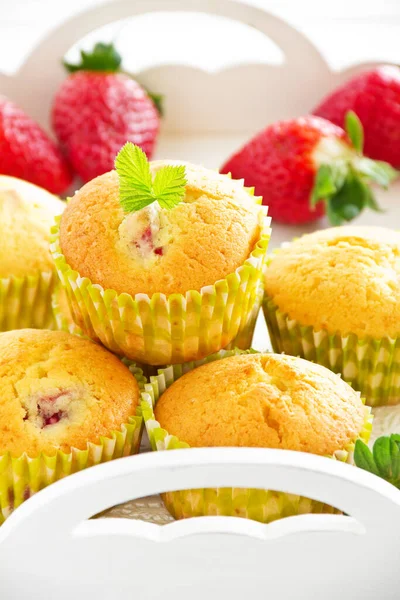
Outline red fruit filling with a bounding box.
[24,391,71,429]
[133,226,163,256]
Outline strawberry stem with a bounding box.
[63,42,122,73]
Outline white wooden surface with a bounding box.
[1,449,400,600]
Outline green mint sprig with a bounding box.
[354,434,400,488]
[311,110,398,226]
[115,143,187,213]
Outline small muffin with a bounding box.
[60,163,263,297]
[263,226,400,406]
[145,352,371,522]
[0,176,65,330]
[0,329,140,457]
[53,161,271,364]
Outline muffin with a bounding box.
[141,350,372,522]
[0,329,143,523]
[0,176,65,331]
[51,161,271,364]
[263,226,400,406]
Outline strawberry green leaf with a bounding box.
[345,110,364,153]
[115,142,187,213]
[373,436,393,480]
[355,435,400,489]
[153,165,187,209]
[355,157,398,188]
[354,440,380,476]
[64,42,122,73]
[310,165,337,207]
[143,88,164,117]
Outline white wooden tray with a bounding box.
[0,1,400,597]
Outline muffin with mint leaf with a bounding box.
[0,175,65,331]
[51,144,271,365]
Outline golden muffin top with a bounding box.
[60,162,266,297]
[265,226,400,339]
[154,353,366,456]
[0,329,139,457]
[0,176,65,278]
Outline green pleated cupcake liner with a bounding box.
[141,348,373,523]
[0,271,57,331]
[50,209,271,366]
[263,294,400,407]
[0,365,146,525]
[51,283,83,336]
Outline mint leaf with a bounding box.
[115,142,187,213]
[153,165,187,209]
[345,110,364,153]
[373,436,393,480]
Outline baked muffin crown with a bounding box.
[60,163,264,297]
[0,176,64,278]
[265,225,400,339]
[0,329,139,457]
[154,352,366,456]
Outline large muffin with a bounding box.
[0,329,140,457]
[263,226,400,406]
[154,353,366,455]
[265,226,400,339]
[60,162,263,297]
[0,176,64,279]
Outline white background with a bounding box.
[0,0,399,76]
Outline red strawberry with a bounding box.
[0,96,72,194]
[221,113,397,225]
[314,66,400,168]
[52,43,160,183]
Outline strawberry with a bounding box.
[313,66,400,168]
[52,43,160,183]
[0,96,72,194]
[220,112,397,225]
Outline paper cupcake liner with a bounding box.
[263,295,400,407]
[51,284,83,336]
[141,348,373,523]
[0,271,57,331]
[50,210,271,366]
[0,366,146,525]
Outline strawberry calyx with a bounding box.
[311,111,398,225]
[63,42,122,73]
[63,42,164,115]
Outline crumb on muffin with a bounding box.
[154,353,366,456]
[0,329,139,457]
[60,162,265,297]
[265,226,400,339]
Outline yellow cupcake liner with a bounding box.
[263,294,400,407]
[50,210,271,366]
[141,348,373,523]
[0,271,57,331]
[0,365,146,525]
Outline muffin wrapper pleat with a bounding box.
[0,366,146,525]
[263,295,400,407]
[0,271,56,331]
[141,348,373,523]
[50,211,271,366]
